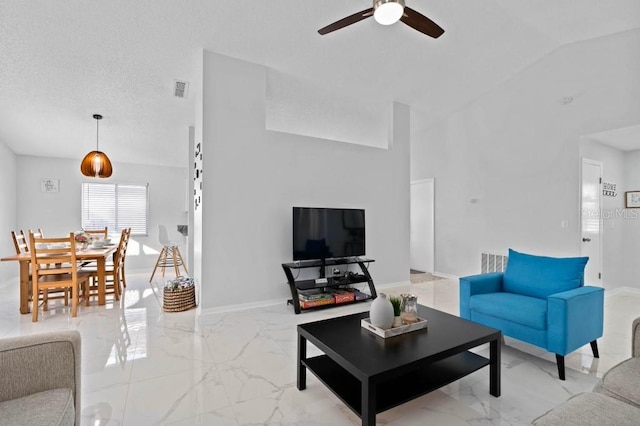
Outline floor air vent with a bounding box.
[481,253,508,274]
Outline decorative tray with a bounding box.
[361,317,428,338]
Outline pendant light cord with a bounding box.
[96,118,100,151]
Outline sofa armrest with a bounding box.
[547,286,604,355]
[0,330,81,425]
[459,272,503,319]
[633,317,640,358]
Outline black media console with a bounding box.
[282,257,377,314]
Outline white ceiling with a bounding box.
[587,124,640,152]
[0,0,639,167]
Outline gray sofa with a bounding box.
[0,330,81,426]
[533,317,640,425]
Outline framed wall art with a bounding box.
[40,178,59,193]
[625,191,640,208]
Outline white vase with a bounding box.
[370,293,394,329]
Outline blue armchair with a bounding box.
[460,249,604,380]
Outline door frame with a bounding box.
[579,157,603,284]
[410,178,435,273]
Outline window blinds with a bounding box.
[81,183,148,235]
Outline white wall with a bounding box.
[265,70,389,149]
[622,150,640,288]
[0,140,17,282]
[15,155,188,271]
[196,51,410,309]
[410,179,434,273]
[579,140,626,288]
[411,29,640,278]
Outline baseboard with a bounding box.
[605,286,640,296]
[374,280,411,291]
[433,271,459,280]
[199,297,285,316]
[198,280,413,315]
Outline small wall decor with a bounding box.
[194,142,203,210]
[625,191,640,208]
[40,178,59,193]
[602,182,617,197]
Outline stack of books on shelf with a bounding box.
[298,289,335,309]
[332,289,355,304]
[298,288,369,309]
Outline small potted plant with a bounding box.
[389,295,403,327]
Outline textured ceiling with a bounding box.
[587,124,640,152]
[0,0,638,167]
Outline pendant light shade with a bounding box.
[81,114,113,178]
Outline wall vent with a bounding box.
[174,80,189,98]
[481,252,508,274]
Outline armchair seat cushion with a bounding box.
[596,357,640,408]
[0,387,75,426]
[469,292,547,330]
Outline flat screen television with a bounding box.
[293,207,365,261]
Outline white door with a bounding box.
[410,179,434,273]
[581,158,602,286]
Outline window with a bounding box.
[81,183,149,235]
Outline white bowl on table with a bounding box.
[91,240,107,248]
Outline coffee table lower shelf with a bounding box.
[303,351,489,416]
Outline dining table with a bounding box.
[1,245,118,314]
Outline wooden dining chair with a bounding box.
[85,227,108,240]
[11,230,29,254]
[29,232,90,322]
[118,228,131,289]
[29,228,45,238]
[13,230,70,307]
[79,227,109,268]
[85,228,131,302]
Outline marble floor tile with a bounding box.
[82,383,129,425]
[0,272,638,425]
[122,367,231,424]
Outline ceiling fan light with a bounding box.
[374,0,405,25]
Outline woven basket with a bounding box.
[163,285,196,312]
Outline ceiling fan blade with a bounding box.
[400,7,445,38]
[318,8,374,35]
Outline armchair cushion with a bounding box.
[503,249,588,298]
[532,392,640,425]
[596,358,640,408]
[469,292,547,330]
[0,331,81,425]
[0,388,74,426]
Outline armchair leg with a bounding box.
[590,340,600,358]
[555,354,566,380]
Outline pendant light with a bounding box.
[80,114,113,178]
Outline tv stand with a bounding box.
[282,257,377,314]
[318,257,326,278]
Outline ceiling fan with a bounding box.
[318,0,444,38]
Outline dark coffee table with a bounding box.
[297,305,501,426]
